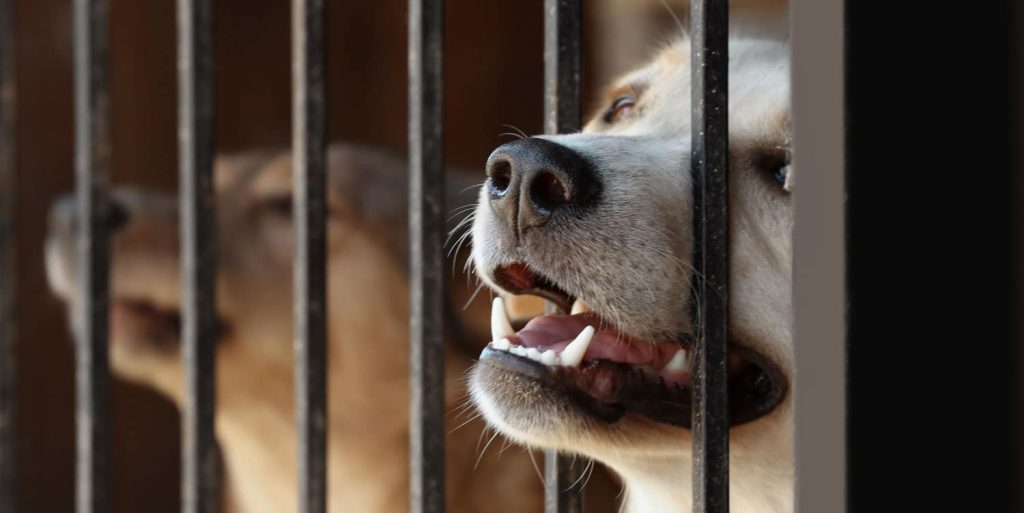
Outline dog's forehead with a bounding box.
[585,37,790,141]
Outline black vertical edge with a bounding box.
[544,452,585,513]
[543,0,581,135]
[292,0,328,512]
[542,1,585,512]
[408,0,445,512]
[0,0,14,509]
[689,0,729,512]
[177,0,218,512]
[73,0,112,511]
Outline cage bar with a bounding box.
[791,0,846,510]
[689,0,730,512]
[292,0,328,512]
[0,0,16,509]
[177,0,218,512]
[541,1,585,511]
[408,1,446,512]
[72,0,113,511]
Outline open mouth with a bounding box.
[110,299,182,349]
[479,262,787,429]
[110,298,229,349]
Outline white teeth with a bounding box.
[570,299,592,315]
[559,325,595,367]
[492,338,511,351]
[510,345,527,357]
[491,297,516,343]
[541,350,558,365]
[664,348,690,373]
[526,348,542,360]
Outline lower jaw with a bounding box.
[477,344,787,430]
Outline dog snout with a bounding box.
[48,194,78,236]
[49,193,138,237]
[485,137,599,231]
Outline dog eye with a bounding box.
[773,165,789,186]
[261,195,294,218]
[260,195,341,219]
[603,96,636,124]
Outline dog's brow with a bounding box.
[605,81,646,104]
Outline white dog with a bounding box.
[466,32,794,513]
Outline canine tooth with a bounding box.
[559,325,595,367]
[570,299,592,315]
[491,297,516,342]
[492,338,511,351]
[526,348,542,361]
[541,350,558,365]
[665,348,690,373]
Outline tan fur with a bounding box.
[46,145,601,513]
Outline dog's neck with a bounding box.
[599,456,692,513]
[602,446,793,513]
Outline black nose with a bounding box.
[485,137,599,231]
[49,194,131,235]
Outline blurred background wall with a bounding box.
[9,0,698,511]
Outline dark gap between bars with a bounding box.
[0,0,16,508]
[177,0,219,512]
[408,1,446,513]
[690,0,730,512]
[292,0,328,512]
[73,0,113,511]
[542,1,585,512]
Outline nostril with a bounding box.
[488,159,512,197]
[529,170,569,213]
[107,199,130,233]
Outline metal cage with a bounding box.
[0,0,846,512]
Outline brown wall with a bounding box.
[10,0,628,511]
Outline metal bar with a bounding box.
[292,0,328,512]
[689,0,730,512]
[0,0,15,508]
[177,0,218,512]
[73,0,113,511]
[791,0,846,510]
[408,0,445,512]
[543,0,581,135]
[542,1,585,512]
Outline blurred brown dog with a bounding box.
[45,144,619,513]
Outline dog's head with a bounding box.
[44,145,469,403]
[468,35,793,508]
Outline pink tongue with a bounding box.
[512,313,678,368]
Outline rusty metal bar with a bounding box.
[408,0,446,512]
[0,0,15,508]
[689,0,730,511]
[73,0,113,511]
[292,0,328,511]
[542,1,585,511]
[177,0,218,511]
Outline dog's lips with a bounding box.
[109,298,229,348]
[506,312,690,381]
[479,294,787,429]
[111,299,182,346]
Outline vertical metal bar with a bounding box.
[177,0,218,512]
[542,1,584,512]
[689,0,730,512]
[791,0,846,510]
[408,0,445,512]
[292,0,327,512]
[0,0,15,508]
[73,0,112,511]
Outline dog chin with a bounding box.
[469,356,694,460]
